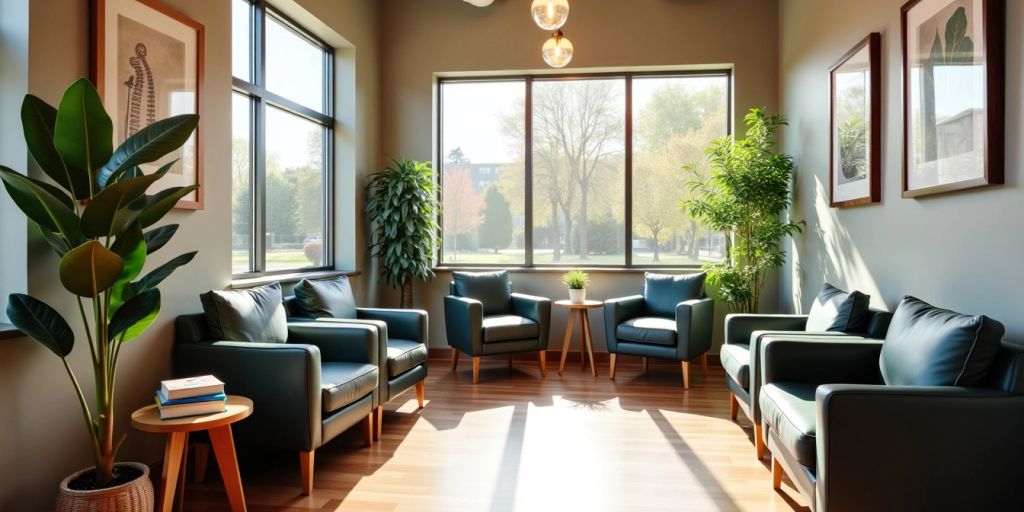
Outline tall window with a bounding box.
[232,0,333,275]
[438,72,730,267]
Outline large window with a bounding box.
[232,0,333,275]
[438,72,730,267]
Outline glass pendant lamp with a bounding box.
[531,0,569,30]
[542,30,573,68]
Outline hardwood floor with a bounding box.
[182,357,810,512]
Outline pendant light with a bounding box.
[531,0,569,31]
[542,30,573,68]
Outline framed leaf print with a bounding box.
[91,0,205,209]
[830,33,881,207]
[901,0,1003,198]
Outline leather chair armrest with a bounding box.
[511,293,552,347]
[444,295,483,355]
[287,322,379,365]
[173,341,323,451]
[357,307,428,344]
[675,297,715,360]
[724,314,808,345]
[603,295,644,353]
[761,337,883,386]
[815,384,1024,510]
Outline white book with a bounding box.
[157,396,227,420]
[160,375,224,400]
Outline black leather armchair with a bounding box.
[174,315,379,495]
[443,270,551,383]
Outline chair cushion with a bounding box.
[482,315,539,342]
[453,270,512,316]
[293,275,357,319]
[200,282,288,343]
[805,283,871,333]
[760,382,818,469]
[643,272,705,317]
[321,362,378,413]
[616,317,677,347]
[721,342,750,389]
[387,338,428,377]
[880,296,1005,387]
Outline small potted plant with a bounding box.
[562,269,590,304]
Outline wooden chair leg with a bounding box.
[451,348,459,371]
[299,450,314,495]
[729,394,739,421]
[508,353,513,369]
[701,353,709,377]
[375,406,383,442]
[681,361,690,389]
[415,380,425,408]
[538,350,547,377]
[755,424,766,459]
[363,413,374,447]
[609,354,617,380]
[472,356,480,384]
[771,456,784,490]
[643,356,649,371]
[193,442,210,484]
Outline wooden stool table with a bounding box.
[555,299,603,376]
[131,395,253,512]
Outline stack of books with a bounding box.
[156,375,226,420]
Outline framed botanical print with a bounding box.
[92,0,205,209]
[830,32,881,207]
[901,0,1003,198]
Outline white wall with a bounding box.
[779,0,1024,338]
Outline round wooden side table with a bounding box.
[554,299,603,377]
[131,395,253,512]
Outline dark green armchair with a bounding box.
[443,270,551,383]
[604,272,714,388]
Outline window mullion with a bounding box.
[254,0,267,273]
[624,75,633,267]
[524,78,534,268]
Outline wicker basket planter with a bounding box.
[56,462,154,512]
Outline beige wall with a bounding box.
[0,1,379,508]
[778,0,1024,338]
[378,0,781,353]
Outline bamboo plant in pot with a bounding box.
[1,78,199,511]
[562,269,590,304]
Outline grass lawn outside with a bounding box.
[441,249,721,267]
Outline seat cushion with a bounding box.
[805,283,871,333]
[616,317,677,347]
[321,362,378,414]
[643,272,705,317]
[387,338,428,377]
[482,315,539,343]
[880,296,1005,387]
[200,282,288,343]
[721,342,750,389]
[453,270,512,316]
[760,382,818,469]
[293,275,357,319]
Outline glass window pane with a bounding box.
[440,81,526,265]
[632,75,729,265]
[264,106,326,272]
[231,0,250,81]
[265,15,324,112]
[531,79,626,265]
[231,93,252,274]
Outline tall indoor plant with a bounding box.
[1,78,198,501]
[683,108,802,313]
[365,158,439,308]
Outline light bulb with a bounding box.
[542,31,573,68]
[532,0,569,31]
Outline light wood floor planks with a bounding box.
[182,357,810,512]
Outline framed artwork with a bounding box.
[830,32,881,207]
[92,0,205,209]
[901,0,1003,198]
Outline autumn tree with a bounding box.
[442,168,484,261]
[446,146,470,165]
[478,185,513,253]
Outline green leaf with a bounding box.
[133,185,199,228]
[109,222,146,313]
[53,78,113,176]
[59,241,124,297]
[143,224,179,254]
[131,251,197,295]
[944,7,974,64]
[108,289,160,342]
[21,95,92,199]
[6,293,74,357]
[0,166,83,245]
[97,114,198,188]
[38,225,70,257]
[81,170,166,238]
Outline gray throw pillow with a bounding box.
[200,282,288,343]
[643,272,706,318]
[880,296,1004,387]
[453,270,512,316]
[805,283,871,333]
[293,275,357,319]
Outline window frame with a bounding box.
[435,69,733,269]
[232,0,335,277]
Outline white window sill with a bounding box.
[230,269,360,289]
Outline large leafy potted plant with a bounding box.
[365,158,439,308]
[683,108,802,313]
[0,78,199,510]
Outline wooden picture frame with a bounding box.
[829,33,881,207]
[901,0,1003,198]
[91,0,205,210]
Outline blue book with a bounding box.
[157,390,227,406]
